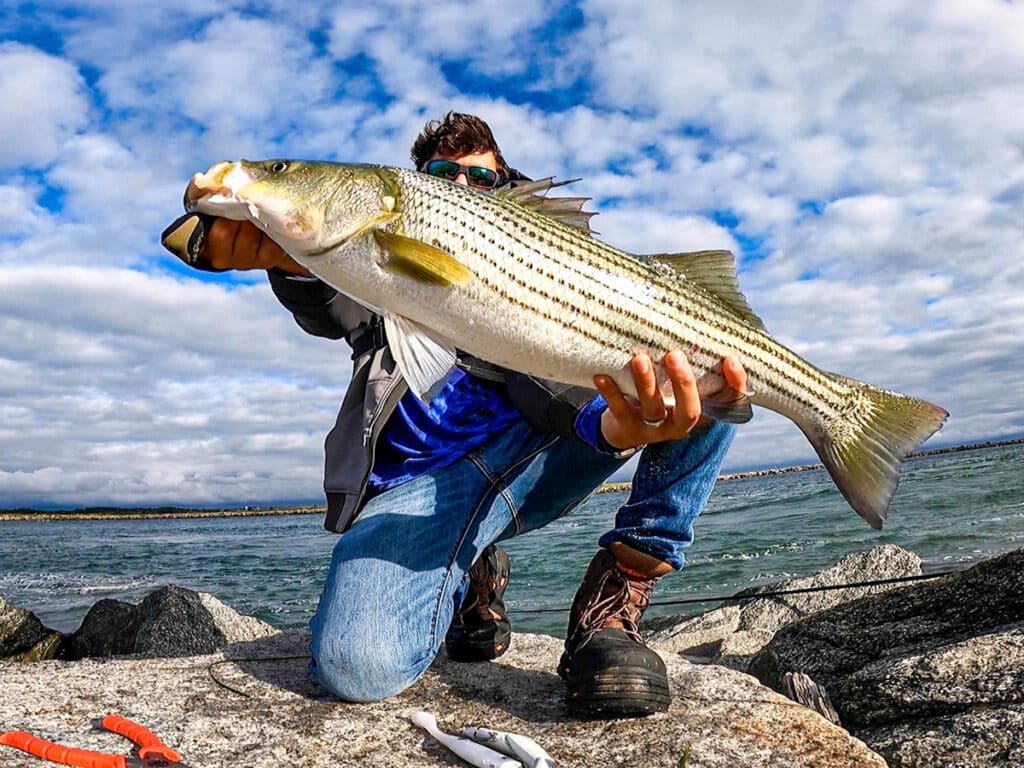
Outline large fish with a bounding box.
[184,159,948,529]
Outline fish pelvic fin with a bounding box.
[645,250,768,333]
[383,313,457,401]
[373,230,475,286]
[801,375,949,529]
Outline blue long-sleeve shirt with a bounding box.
[368,369,613,492]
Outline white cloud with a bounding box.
[0,43,90,169]
[1,0,1022,509]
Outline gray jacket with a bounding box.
[268,270,614,533]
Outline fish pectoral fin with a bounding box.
[646,250,768,333]
[373,230,475,286]
[383,313,457,401]
[696,371,754,423]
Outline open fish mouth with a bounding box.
[184,161,260,220]
[184,162,249,210]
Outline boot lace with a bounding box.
[458,556,502,622]
[574,566,652,645]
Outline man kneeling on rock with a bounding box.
[168,111,744,717]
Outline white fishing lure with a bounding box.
[462,725,557,768]
[408,711,522,768]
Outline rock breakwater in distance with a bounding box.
[2,438,1020,514]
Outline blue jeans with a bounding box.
[308,419,734,701]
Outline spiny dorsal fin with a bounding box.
[645,250,767,332]
[496,177,597,234]
[373,230,476,286]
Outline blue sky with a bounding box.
[1,0,1022,509]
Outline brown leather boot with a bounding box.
[445,544,512,662]
[558,542,672,717]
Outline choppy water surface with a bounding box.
[2,444,1021,638]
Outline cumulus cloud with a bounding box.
[0,43,90,169]
[0,0,1021,509]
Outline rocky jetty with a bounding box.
[2,546,1022,766]
[0,585,883,767]
[645,544,923,669]
[0,631,883,767]
[749,547,1024,768]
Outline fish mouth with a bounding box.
[183,159,325,250]
[184,160,263,223]
[184,161,252,208]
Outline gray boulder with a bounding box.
[0,593,62,661]
[647,544,922,668]
[63,598,138,659]
[0,631,886,767]
[749,547,1024,767]
[64,585,278,659]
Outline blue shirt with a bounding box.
[368,369,613,492]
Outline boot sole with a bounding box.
[445,627,512,662]
[566,667,671,717]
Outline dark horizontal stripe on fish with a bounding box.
[402,175,846,417]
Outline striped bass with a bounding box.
[185,159,948,529]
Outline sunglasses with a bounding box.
[422,159,501,189]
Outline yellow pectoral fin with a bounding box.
[373,230,475,287]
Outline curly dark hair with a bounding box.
[410,112,514,180]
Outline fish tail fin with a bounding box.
[801,375,948,529]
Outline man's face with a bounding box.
[425,150,500,190]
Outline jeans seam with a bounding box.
[466,453,521,534]
[429,432,560,647]
[468,433,561,535]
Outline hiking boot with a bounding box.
[558,543,672,717]
[445,544,512,662]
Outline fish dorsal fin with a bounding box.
[383,312,457,401]
[646,250,767,332]
[496,177,597,234]
[373,230,475,286]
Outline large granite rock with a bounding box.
[749,547,1024,767]
[64,585,278,660]
[0,631,885,768]
[0,593,62,661]
[646,544,922,668]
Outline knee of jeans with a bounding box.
[310,625,432,702]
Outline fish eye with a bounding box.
[269,161,289,173]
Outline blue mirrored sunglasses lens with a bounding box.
[425,160,461,179]
[467,167,498,187]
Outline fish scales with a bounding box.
[184,159,948,529]
[395,170,847,423]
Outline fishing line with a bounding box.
[207,654,310,698]
[207,571,960,695]
[508,570,959,615]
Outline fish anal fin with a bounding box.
[696,371,754,423]
[373,230,475,286]
[647,250,767,333]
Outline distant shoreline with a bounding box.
[0,504,325,523]
[600,436,1024,493]
[2,438,1020,521]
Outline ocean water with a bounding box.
[1,443,1021,638]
